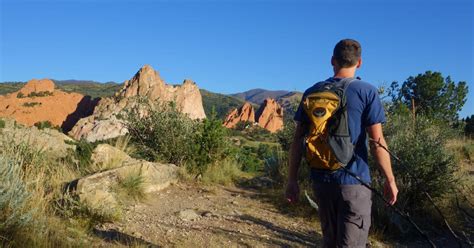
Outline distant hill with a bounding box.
[0,80,122,99]
[0,81,301,121]
[231,89,291,105]
[231,89,303,120]
[200,89,248,119]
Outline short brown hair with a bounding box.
[333,39,362,68]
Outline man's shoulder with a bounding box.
[348,79,378,93]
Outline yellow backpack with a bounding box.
[303,78,355,170]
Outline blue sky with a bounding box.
[1,0,473,117]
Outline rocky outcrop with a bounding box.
[70,65,206,142]
[0,118,75,158]
[223,98,283,133]
[18,79,55,95]
[72,144,178,209]
[223,102,255,128]
[0,79,98,132]
[255,98,284,133]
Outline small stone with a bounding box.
[178,209,201,221]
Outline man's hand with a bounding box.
[384,179,398,205]
[285,180,300,203]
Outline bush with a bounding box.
[0,156,33,239]
[33,121,52,130]
[27,91,53,97]
[192,109,231,173]
[0,119,5,129]
[16,92,24,98]
[22,102,41,107]
[371,114,462,236]
[123,100,199,166]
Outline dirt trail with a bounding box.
[96,182,323,247]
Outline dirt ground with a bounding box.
[95,181,324,247]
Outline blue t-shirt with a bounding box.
[294,77,386,185]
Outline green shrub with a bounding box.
[116,172,146,202]
[371,114,462,236]
[191,109,231,173]
[0,119,5,129]
[0,156,33,238]
[22,102,41,107]
[16,92,25,98]
[33,121,52,130]
[64,139,96,176]
[123,100,198,165]
[27,91,53,97]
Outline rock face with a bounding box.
[0,79,98,132]
[70,65,206,142]
[223,98,283,133]
[255,98,284,133]
[0,118,75,158]
[223,102,255,128]
[18,79,56,95]
[72,144,178,209]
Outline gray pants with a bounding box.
[312,183,372,248]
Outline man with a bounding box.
[285,39,398,248]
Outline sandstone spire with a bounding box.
[223,102,256,128]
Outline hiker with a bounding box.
[285,39,398,248]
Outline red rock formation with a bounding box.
[70,65,207,142]
[255,98,284,133]
[223,98,284,133]
[0,79,98,132]
[223,102,256,128]
[18,79,55,96]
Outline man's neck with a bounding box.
[333,67,356,78]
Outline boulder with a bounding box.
[223,102,256,128]
[255,98,284,133]
[69,65,206,142]
[0,118,75,158]
[73,144,178,209]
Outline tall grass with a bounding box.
[0,135,118,247]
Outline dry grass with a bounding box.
[201,159,250,186]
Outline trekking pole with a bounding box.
[338,164,437,248]
[368,138,467,248]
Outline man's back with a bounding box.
[294,77,386,184]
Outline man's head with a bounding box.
[331,39,362,70]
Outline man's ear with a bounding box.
[356,58,362,68]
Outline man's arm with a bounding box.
[285,121,306,203]
[367,123,398,205]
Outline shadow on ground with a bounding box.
[93,228,160,247]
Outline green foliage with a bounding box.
[276,119,296,151]
[116,173,146,202]
[200,89,246,119]
[27,91,53,97]
[33,120,52,130]
[0,119,5,129]
[0,156,33,238]
[371,114,462,235]
[16,92,25,98]
[464,114,474,137]
[22,102,41,107]
[124,100,198,166]
[192,109,231,173]
[388,71,468,121]
[64,139,95,175]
